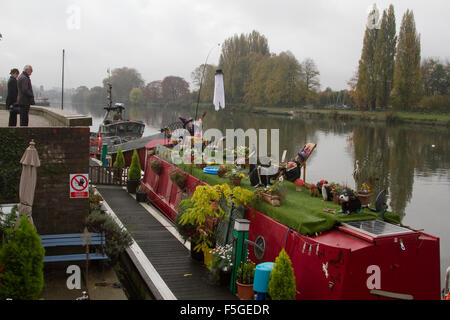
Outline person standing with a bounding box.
[6,68,20,126]
[17,65,35,127]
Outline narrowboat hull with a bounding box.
[141,151,441,300]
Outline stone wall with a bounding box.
[0,127,90,234]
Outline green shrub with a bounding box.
[0,216,45,300]
[85,211,133,266]
[174,199,197,243]
[0,206,18,246]
[267,249,296,300]
[113,146,125,168]
[128,150,142,181]
[236,261,255,285]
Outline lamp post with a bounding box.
[194,43,221,120]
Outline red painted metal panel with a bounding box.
[142,152,441,300]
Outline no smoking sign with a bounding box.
[70,174,89,198]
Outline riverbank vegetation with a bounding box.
[64,4,449,121]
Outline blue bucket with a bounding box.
[253,262,274,293]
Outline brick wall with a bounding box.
[0,127,90,234]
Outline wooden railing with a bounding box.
[89,166,128,186]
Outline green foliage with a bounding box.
[128,150,142,181]
[374,5,397,109]
[85,210,133,266]
[267,249,296,300]
[174,199,197,243]
[0,206,18,245]
[179,184,254,252]
[0,131,28,203]
[129,88,145,105]
[236,261,255,285]
[113,146,125,168]
[0,216,45,300]
[392,9,422,110]
[102,67,145,103]
[150,160,162,175]
[169,169,187,189]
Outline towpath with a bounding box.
[96,185,237,300]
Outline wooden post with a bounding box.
[303,162,306,182]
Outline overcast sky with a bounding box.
[1,0,449,92]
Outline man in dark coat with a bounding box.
[17,65,35,127]
[6,68,20,126]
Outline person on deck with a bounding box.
[17,65,35,127]
[6,68,20,126]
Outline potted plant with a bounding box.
[307,183,320,197]
[150,159,162,175]
[209,244,233,286]
[330,183,342,204]
[267,249,296,300]
[217,164,230,178]
[170,169,187,190]
[113,146,125,184]
[136,184,147,202]
[127,150,142,193]
[229,170,245,186]
[357,183,372,206]
[236,261,256,300]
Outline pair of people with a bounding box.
[6,65,35,127]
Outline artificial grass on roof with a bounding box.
[179,164,401,236]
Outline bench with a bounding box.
[39,233,108,263]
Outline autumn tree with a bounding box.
[191,64,216,103]
[219,30,270,103]
[374,5,397,108]
[356,4,380,110]
[102,67,145,103]
[129,87,145,105]
[391,10,422,110]
[143,80,163,103]
[161,76,190,102]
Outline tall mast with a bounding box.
[61,49,65,110]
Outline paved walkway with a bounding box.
[0,109,50,127]
[96,185,237,300]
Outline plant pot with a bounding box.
[358,192,372,206]
[136,192,147,202]
[236,281,254,300]
[229,178,242,186]
[126,179,140,193]
[263,193,280,207]
[332,192,341,205]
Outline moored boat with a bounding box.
[136,137,441,300]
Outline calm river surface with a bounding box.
[61,102,450,292]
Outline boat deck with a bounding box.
[96,185,237,300]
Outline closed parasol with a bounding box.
[15,140,40,229]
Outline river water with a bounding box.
[62,102,450,294]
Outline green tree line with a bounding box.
[351,4,449,112]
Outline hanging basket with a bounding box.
[169,170,187,189]
[150,160,162,175]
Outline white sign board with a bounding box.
[70,174,89,198]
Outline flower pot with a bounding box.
[126,179,140,193]
[229,178,241,186]
[263,193,280,207]
[236,281,254,300]
[136,192,147,202]
[332,192,341,205]
[358,192,372,206]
